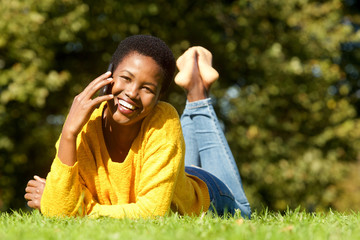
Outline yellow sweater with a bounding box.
[41,101,210,218]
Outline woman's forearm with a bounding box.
[58,131,78,166]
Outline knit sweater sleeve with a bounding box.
[40,137,94,217]
[87,103,184,219]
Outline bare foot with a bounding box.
[175,48,207,101]
[175,47,219,102]
[196,47,219,90]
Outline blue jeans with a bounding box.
[181,98,251,219]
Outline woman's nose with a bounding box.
[124,83,138,99]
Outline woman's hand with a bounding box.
[59,71,114,166]
[24,175,46,211]
[62,72,114,138]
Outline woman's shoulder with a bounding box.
[148,101,179,123]
[139,102,184,152]
[142,101,181,134]
[153,101,178,116]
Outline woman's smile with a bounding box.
[117,98,138,115]
[118,99,136,111]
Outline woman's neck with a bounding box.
[102,108,142,162]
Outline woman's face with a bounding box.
[106,52,163,127]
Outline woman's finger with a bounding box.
[25,186,36,194]
[78,78,113,104]
[26,180,40,188]
[24,192,39,201]
[24,192,31,200]
[81,72,113,98]
[25,186,42,195]
[27,199,41,210]
[27,179,45,188]
[34,175,46,184]
[90,94,114,107]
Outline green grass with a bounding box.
[1,209,359,240]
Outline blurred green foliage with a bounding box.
[212,0,360,212]
[0,0,359,212]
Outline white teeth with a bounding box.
[119,99,136,110]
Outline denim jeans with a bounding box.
[181,98,251,219]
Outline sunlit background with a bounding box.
[0,0,360,213]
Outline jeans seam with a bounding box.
[207,103,241,188]
[186,167,235,201]
[206,173,235,200]
[185,167,215,202]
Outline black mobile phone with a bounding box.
[99,63,113,96]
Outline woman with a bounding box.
[25,35,251,219]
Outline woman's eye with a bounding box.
[143,86,154,93]
[121,76,131,81]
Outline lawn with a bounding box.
[0,209,359,240]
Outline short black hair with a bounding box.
[111,35,175,94]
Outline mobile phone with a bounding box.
[99,63,113,96]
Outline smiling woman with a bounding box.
[24,35,251,219]
[107,53,162,127]
[103,53,164,163]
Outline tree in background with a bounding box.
[0,0,88,210]
[210,0,360,211]
[0,0,359,212]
